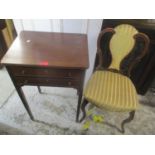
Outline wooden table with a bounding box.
[1,31,89,122]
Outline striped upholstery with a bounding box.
[83,71,138,112]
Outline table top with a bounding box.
[1,31,89,69]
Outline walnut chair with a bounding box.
[79,24,150,133]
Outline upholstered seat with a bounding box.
[84,70,138,112]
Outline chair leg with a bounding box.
[79,99,89,122]
[121,111,135,133]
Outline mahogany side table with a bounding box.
[1,31,89,122]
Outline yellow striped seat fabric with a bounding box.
[83,71,138,112]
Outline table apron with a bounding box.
[7,66,84,80]
[14,76,82,88]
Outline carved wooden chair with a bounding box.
[79,24,150,133]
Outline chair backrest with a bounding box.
[97,24,150,76]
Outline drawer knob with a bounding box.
[21,70,25,74]
[44,70,48,74]
[68,72,72,77]
[24,80,28,84]
[68,81,72,86]
[46,79,49,82]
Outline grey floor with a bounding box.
[0,67,155,135]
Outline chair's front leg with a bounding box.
[121,111,135,133]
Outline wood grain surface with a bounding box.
[1,31,89,69]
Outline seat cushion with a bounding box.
[83,71,139,111]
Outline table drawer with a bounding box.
[14,76,79,88]
[8,66,84,80]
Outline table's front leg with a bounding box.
[16,85,35,120]
[76,70,85,122]
[6,67,35,121]
[76,88,83,122]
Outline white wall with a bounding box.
[13,19,102,84]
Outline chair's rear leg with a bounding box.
[79,99,89,122]
[121,111,135,133]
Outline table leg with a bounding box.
[37,86,42,94]
[16,86,35,121]
[76,89,83,122]
[6,67,35,121]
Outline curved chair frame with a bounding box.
[79,25,150,133]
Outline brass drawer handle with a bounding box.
[68,81,72,86]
